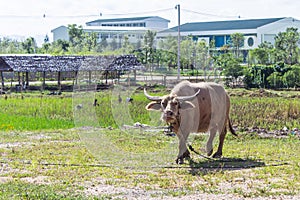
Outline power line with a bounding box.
[0,14,99,19]
[0,8,174,19]
[102,8,174,16]
[182,8,240,19]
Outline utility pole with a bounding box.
[175,4,181,81]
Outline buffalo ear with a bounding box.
[145,102,161,111]
[180,101,195,110]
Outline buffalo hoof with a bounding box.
[176,150,190,164]
[176,157,184,164]
[212,152,222,158]
[207,149,213,157]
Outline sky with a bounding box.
[1,0,300,46]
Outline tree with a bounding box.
[0,37,23,53]
[22,37,36,53]
[157,35,177,69]
[99,37,108,50]
[250,42,275,65]
[215,53,244,87]
[158,35,177,53]
[48,39,69,54]
[195,39,209,75]
[230,33,244,58]
[121,36,134,54]
[142,30,157,70]
[41,43,51,53]
[181,36,194,69]
[110,38,118,51]
[135,39,142,50]
[267,72,284,88]
[68,24,84,47]
[83,32,98,51]
[283,65,300,88]
[275,27,300,65]
[144,30,156,48]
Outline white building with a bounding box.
[51,16,170,44]
[157,17,300,50]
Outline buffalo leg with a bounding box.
[176,149,190,164]
[176,132,190,164]
[212,127,227,158]
[206,127,217,156]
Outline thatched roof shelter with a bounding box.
[0,57,13,72]
[0,54,143,72]
[0,54,144,91]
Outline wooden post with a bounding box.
[127,73,130,86]
[73,71,78,85]
[18,72,21,86]
[25,71,29,88]
[0,71,4,89]
[163,75,166,87]
[134,70,136,82]
[89,71,92,85]
[57,71,61,92]
[105,71,108,84]
[42,71,46,91]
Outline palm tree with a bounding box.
[230,33,244,58]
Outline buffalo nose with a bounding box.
[166,110,173,116]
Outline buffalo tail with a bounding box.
[228,118,238,137]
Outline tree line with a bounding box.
[0,25,299,89]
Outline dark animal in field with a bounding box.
[76,104,83,110]
[144,80,237,164]
[93,99,99,106]
[126,97,133,103]
[118,94,122,103]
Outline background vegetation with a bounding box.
[0,88,299,132]
[1,26,300,89]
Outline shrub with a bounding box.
[283,65,300,88]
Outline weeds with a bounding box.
[0,89,299,131]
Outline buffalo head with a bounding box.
[144,88,200,123]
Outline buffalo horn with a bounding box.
[144,88,163,101]
[176,89,200,102]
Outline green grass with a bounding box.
[0,129,299,198]
[1,89,299,131]
[0,181,96,200]
[0,94,74,131]
[0,87,299,198]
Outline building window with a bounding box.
[247,37,254,47]
[215,36,225,47]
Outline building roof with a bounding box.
[83,26,147,32]
[51,25,67,32]
[162,17,285,33]
[0,57,13,72]
[86,16,170,25]
[0,55,143,72]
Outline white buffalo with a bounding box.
[144,80,237,164]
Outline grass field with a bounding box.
[0,88,299,199]
[0,88,299,131]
